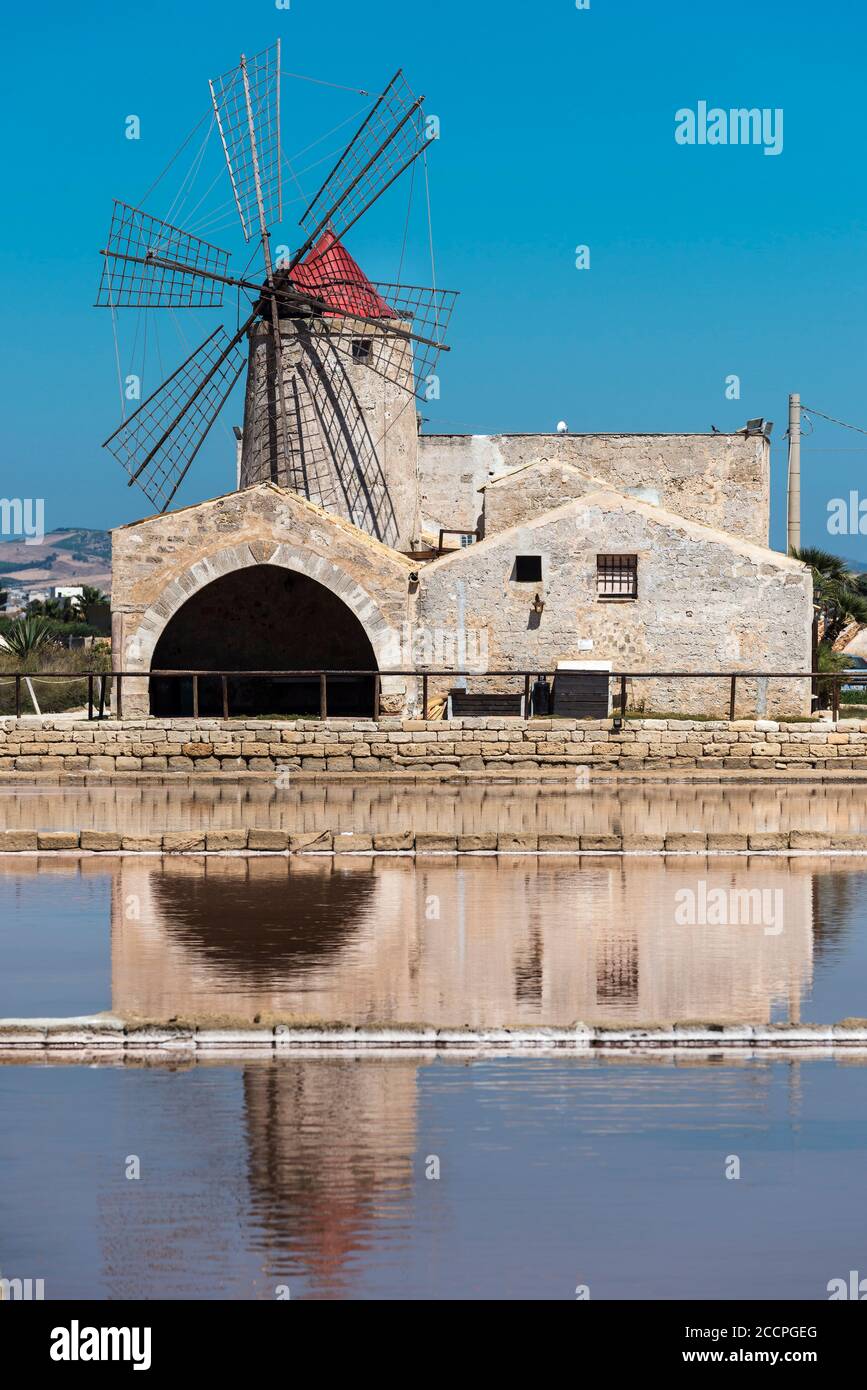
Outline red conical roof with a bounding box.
[291,230,394,318]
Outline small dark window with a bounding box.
[597,554,638,599]
[514,555,542,582]
[351,338,372,362]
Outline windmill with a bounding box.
[97,42,457,547]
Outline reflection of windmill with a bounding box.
[97,43,457,545]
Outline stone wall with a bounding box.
[2,717,866,775]
[239,318,419,548]
[481,460,606,535]
[418,432,770,546]
[416,491,812,717]
[111,483,414,716]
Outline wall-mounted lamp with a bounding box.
[531,592,545,614]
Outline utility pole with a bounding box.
[787,392,801,553]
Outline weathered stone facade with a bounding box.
[111,484,414,717]
[239,317,418,548]
[110,401,810,720]
[418,432,771,546]
[416,490,812,716]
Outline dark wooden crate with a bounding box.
[552,672,610,718]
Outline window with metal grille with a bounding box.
[597,554,638,599]
[514,555,542,582]
[351,338,372,362]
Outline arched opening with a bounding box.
[149,563,377,717]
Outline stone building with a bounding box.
[110,240,812,719]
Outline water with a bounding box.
[2,778,867,839]
[0,1055,864,1299]
[2,854,867,1025]
[3,781,866,1302]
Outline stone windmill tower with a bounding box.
[97,46,456,551]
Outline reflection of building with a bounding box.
[6,782,867,843]
[112,855,816,1026]
[7,783,867,845]
[94,1056,424,1300]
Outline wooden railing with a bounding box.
[0,668,862,721]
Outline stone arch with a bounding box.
[123,542,396,675]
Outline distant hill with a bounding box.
[0,528,111,593]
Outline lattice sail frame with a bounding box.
[98,51,456,511]
[96,202,231,309]
[293,284,458,401]
[103,328,247,512]
[209,42,282,242]
[294,70,427,257]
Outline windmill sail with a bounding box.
[278,231,457,398]
[318,280,457,400]
[103,327,247,512]
[98,50,455,525]
[296,329,398,541]
[96,202,231,309]
[209,42,282,242]
[292,70,428,263]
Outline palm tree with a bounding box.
[791,546,867,646]
[79,585,108,606]
[27,595,78,623]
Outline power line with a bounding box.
[281,69,369,96]
[801,404,867,438]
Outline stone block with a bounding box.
[0,830,38,851]
[538,833,582,851]
[707,833,749,851]
[205,831,249,851]
[36,831,79,850]
[80,831,123,851]
[290,831,333,852]
[121,834,164,852]
[331,832,374,852]
[457,833,497,851]
[664,833,708,851]
[415,832,459,851]
[247,829,289,851]
[747,833,789,851]
[372,831,414,851]
[161,832,207,852]
[788,831,831,850]
[621,834,665,851]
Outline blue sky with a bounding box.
[2,0,866,556]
